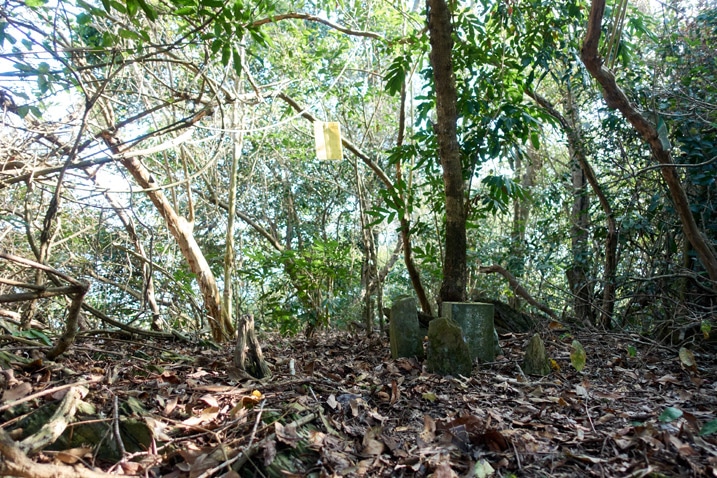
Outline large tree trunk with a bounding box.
[567,111,593,325]
[427,0,467,304]
[581,0,717,286]
[100,132,234,342]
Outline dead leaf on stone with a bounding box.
[308,429,326,450]
[182,406,220,426]
[198,393,219,408]
[419,414,436,446]
[657,374,680,385]
[349,397,360,417]
[390,379,400,405]
[145,416,173,441]
[430,462,459,478]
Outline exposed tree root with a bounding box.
[478,264,558,319]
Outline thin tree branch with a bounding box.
[251,13,384,40]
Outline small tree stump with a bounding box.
[234,314,271,379]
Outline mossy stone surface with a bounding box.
[522,333,551,376]
[426,317,473,376]
[389,296,424,359]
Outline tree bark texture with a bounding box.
[581,0,717,286]
[427,0,467,303]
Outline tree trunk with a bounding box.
[427,0,467,304]
[529,89,619,326]
[581,0,717,287]
[100,132,234,342]
[223,67,245,331]
[397,88,433,316]
[567,127,593,324]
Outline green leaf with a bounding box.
[15,329,52,346]
[126,0,139,18]
[384,53,410,96]
[118,28,140,40]
[658,406,683,423]
[100,0,111,12]
[25,0,48,7]
[210,39,222,55]
[570,340,586,372]
[221,44,231,66]
[530,131,540,150]
[16,105,29,118]
[700,419,717,436]
[201,0,224,8]
[700,321,711,339]
[173,6,195,15]
[232,48,242,76]
[136,0,158,21]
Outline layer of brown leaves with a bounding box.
[1,329,716,477]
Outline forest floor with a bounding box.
[1,326,717,477]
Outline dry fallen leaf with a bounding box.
[275,421,300,448]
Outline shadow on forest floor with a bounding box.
[1,326,716,477]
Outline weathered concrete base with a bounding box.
[441,302,498,363]
[389,296,424,359]
[426,317,472,376]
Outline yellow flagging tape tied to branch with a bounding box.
[314,121,343,160]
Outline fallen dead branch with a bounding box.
[478,264,558,319]
[19,386,87,455]
[0,427,119,478]
[0,377,102,414]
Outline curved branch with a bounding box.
[251,13,384,40]
[478,265,557,319]
[581,0,717,285]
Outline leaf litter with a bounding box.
[1,329,716,477]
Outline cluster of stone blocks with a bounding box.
[389,296,500,376]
